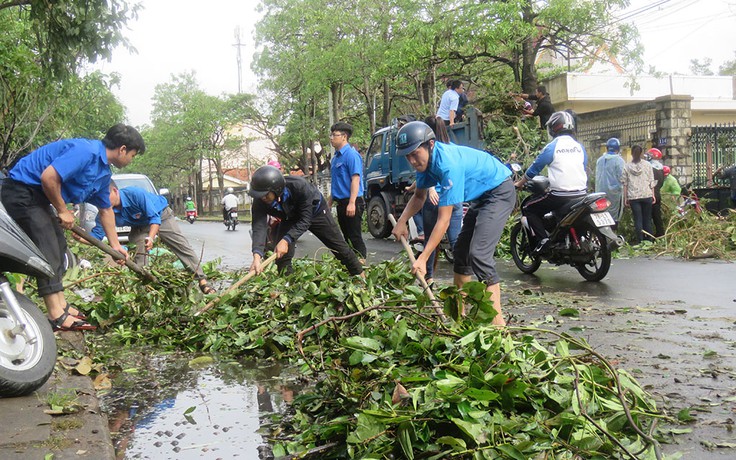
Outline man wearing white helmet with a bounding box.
[222,187,239,222]
[515,111,588,253]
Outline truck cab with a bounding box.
[363,109,485,238]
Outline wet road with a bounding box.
[180,220,735,311]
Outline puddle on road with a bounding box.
[100,352,300,460]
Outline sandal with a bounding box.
[198,281,216,295]
[63,304,87,320]
[49,311,97,332]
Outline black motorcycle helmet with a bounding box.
[248,165,285,199]
[396,121,436,156]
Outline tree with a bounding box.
[253,0,643,155]
[0,2,134,167]
[719,52,736,76]
[134,73,252,212]
[689,58,714,76]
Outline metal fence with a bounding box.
[576,111,657,160]
[690,123,736,187]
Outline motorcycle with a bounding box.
[0,206,58,397]
[224,208,239,231]
[185,209,197,224]
[510,176,623,282]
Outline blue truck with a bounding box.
[363,110,485,238]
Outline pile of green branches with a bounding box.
[57,245,677,459]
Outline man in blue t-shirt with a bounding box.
[391,121,515,327]
[329,122,366,260]
[87,184,214,294]
[1,124,144,331]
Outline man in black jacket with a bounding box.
[248,165,364,276]
[515,85,555,130]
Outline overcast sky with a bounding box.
[96,0,736,127]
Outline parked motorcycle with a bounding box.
[224,208,239,231]
[185,209,197,224]
[0,206,57,397]
[510,176,623,282]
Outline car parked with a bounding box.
[80,173,169,243]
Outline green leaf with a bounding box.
[496,444,526,460]
[342,336,382,352]
[183,406,196,415]
[397,422,414,460]
[559,308,579,317]
[451,417,487,444]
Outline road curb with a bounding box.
[0,332,115,460]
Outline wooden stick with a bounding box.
[70,224,158,283]
[388,215,446,320]
[194,252,278,316]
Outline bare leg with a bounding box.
[453,273,505,326]
[486,282,505,326]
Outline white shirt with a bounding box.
[437,89,460,121]
[222,194,239,210]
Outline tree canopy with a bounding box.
[0,1,138,168]
[252,0,641,163]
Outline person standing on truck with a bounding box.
[1,123,143,331]
[329,122,367,261]
[87,183,216,294]
[512,85,554,130]
[437,80,464,127]
[391,121,515,327]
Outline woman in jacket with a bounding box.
[622,145,656,244]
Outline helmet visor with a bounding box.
[248,189,271,199]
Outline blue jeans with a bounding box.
[422,201,463,279]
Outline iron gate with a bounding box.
[690,123,736,188]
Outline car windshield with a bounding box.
[113,177,156,194]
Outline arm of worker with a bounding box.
[347,174,361,217]
[98,207,128,261]
[249,202,270,274]
[413,204,452,278]
[39,166,75,229]
[392,187,428,242]
[145,224,160,251]
[449,110,456,126]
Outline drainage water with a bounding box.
[101,353,298,459]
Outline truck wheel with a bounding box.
[367,196,392,239]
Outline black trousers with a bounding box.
[652,194,664,237]
[335,197,366,259]
[275,205,363,275]
[522,192,585,244]
[1,179,66,296]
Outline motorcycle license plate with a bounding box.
[116,226,131,233]
[230,212,238,218]
[591,212,615,227]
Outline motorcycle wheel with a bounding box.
[0,291,57,397]
[510,222,541,274]
[188,217,195,224]
[442,247,454,264]
[575,226,611,282]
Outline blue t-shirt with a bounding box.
[9,139,112,209]
[331,144,364,200]
[90,187,168,240]
[416,142,511,206]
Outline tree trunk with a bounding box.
[521,2,538,94]
[382,78,390,127]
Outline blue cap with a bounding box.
[606,138,620,151]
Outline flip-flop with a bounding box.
[198,281,216,295]
[48,311,97,332]
[63,304,87,320]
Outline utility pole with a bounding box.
[233,27,245,93]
